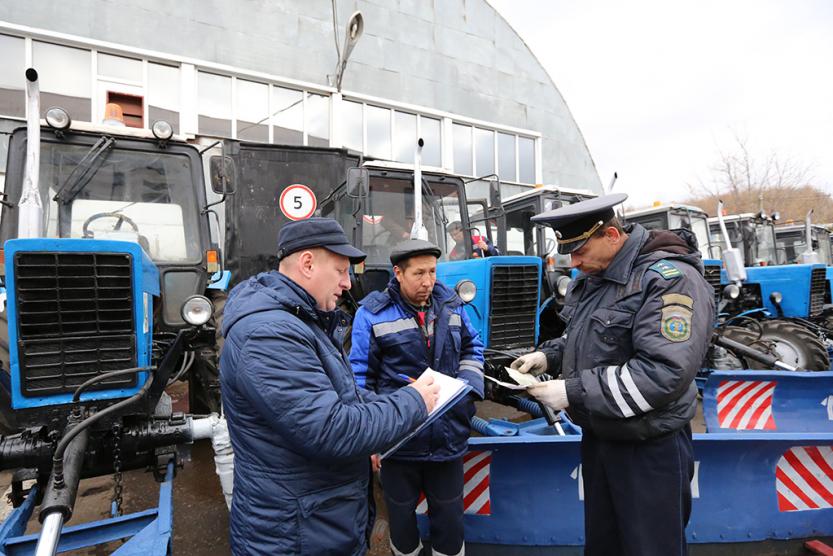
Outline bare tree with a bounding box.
[684,132,831,222]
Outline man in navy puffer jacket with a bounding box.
[350,239,485,556]
[220,218,440,555]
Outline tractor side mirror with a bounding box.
[347,167,369,198]
[210,156,237,195]
[489,178,501,208]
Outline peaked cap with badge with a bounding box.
[531,192,628,255]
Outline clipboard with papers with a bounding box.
[381,368,472,459]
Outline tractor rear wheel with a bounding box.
[723,319,829,371]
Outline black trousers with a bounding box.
[380,458,464,556]
[581,425,694,556]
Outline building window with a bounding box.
[474,127,495,176]
[32,41,92,121]
[518,136,536,184]
[497,132,516,182]
[0,34,25,118]
[420,116,441,167]
[393,111,417,163]
[306,93,329,147]
[271,86,303,145]
[452,123,473,175]
[197,71,232,137]
[97,52,142,83]
[366,104,391,159]
[342,100,363,152]
[106,91,143,128]
[236,79,269,142]
[147,62,180,134]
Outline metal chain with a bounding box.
[111,422,124,517]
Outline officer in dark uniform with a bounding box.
[511,193,714,556]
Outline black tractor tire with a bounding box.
[209,289,227,357]
[188,289,227,415]
[723,319,829,371]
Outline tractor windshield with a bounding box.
[669,211,712,259]
[361,176,458,265]
[28,140,203,264]
[777,228,833,264]
[754,221,778,265]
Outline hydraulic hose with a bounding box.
[53,375,154,488]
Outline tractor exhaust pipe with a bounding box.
[19,68,43,239]
[410,138,428,240]
[800,209,820,264]
[717,200,746,283]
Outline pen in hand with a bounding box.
[397,373,416,383]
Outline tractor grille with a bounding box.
[14,252,137,396]
[703,263,722,303]
[489,265,539,350]
[809,266,827,317]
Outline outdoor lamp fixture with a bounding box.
[455,279,477,303]
[335,11,364,91]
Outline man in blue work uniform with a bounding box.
[220,218,440,555]
[511,194,714,556]
[350,239,485,556]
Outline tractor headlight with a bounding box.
[181,295,213,326]
[770,291,783,305]
[455,279,477,303]
[151,120,174,141]
[722,284,740,300]
[45,107,71,131]
[556,275,572,297]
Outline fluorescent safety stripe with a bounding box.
[619,363,653,413]
[460,365,484,378]
[459,359,484,370]
[449,313,462,327]
[606,365,634,418]
[372,318,418,337]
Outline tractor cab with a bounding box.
[775,223,833,265]
[625,203,719,260]
[708,212,780,267]
[319,160,478,299]
[0,114,227,415]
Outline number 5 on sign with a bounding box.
[279,184,317,221]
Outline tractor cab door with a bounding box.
[319,168,465,302]
[222,143,361,287]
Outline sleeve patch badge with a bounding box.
[649,260,682,279]
[661,305,692,342]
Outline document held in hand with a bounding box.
[381,367,472,459]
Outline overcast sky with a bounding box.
[489,0,833,209]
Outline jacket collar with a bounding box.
[598,224,649,285]
[361,277,461,314]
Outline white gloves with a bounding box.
[528,379,569,411]
[510,351,548,376]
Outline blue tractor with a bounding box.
[623,202,828,371]
[498,185,598,342]
[705,205,829,371]
[0,69,222,553]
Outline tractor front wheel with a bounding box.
[724,319,830,371]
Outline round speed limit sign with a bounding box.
[279,184,317,221]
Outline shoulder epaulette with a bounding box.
[647,259,682,279]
